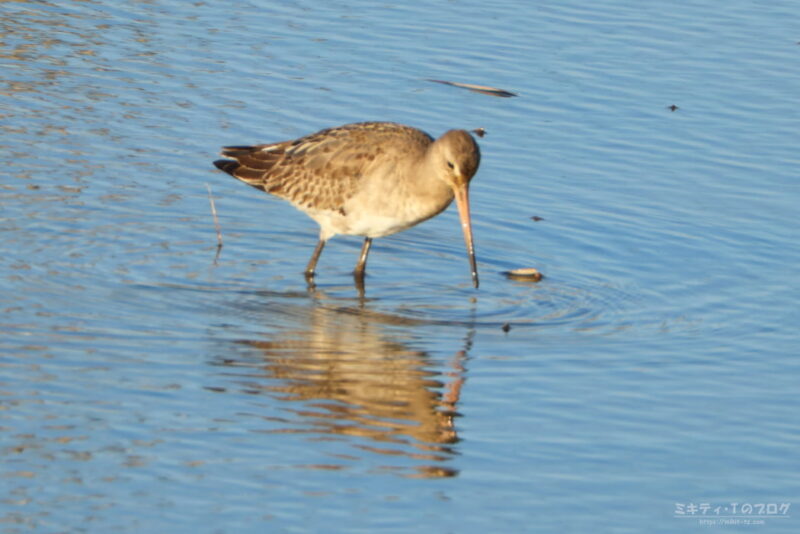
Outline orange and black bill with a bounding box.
[454,185,479,288]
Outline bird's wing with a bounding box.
[214,122,433,213]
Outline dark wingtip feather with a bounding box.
[213,159,240,175]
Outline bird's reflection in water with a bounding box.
[216,298,472,478]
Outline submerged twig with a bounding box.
[426,79,518,98]
[206,183,223,251]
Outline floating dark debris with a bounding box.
[503,268,543,282]
[426,79,518,98]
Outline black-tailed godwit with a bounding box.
[213,122,481,288]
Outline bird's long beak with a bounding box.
[454,184,479,288]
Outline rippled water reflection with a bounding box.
[212,300,471,478]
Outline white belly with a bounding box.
[304,194,453,240]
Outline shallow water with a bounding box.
[2,0,799,532]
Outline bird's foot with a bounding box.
[352,269,366,297]
[304,271,317,292]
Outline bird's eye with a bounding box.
[447,161,455,169]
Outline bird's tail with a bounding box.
[213,143,287,190]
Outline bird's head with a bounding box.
[432,129,481,288]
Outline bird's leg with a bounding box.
[353,237,372,282]
[305,239,326,280]
[353,237,372,297]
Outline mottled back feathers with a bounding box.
[213,122,435,213]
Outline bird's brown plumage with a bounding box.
[213,121,481,287]
[214,122,437,214]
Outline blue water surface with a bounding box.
[1,0,798,532]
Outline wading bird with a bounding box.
[213,122,481,288]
